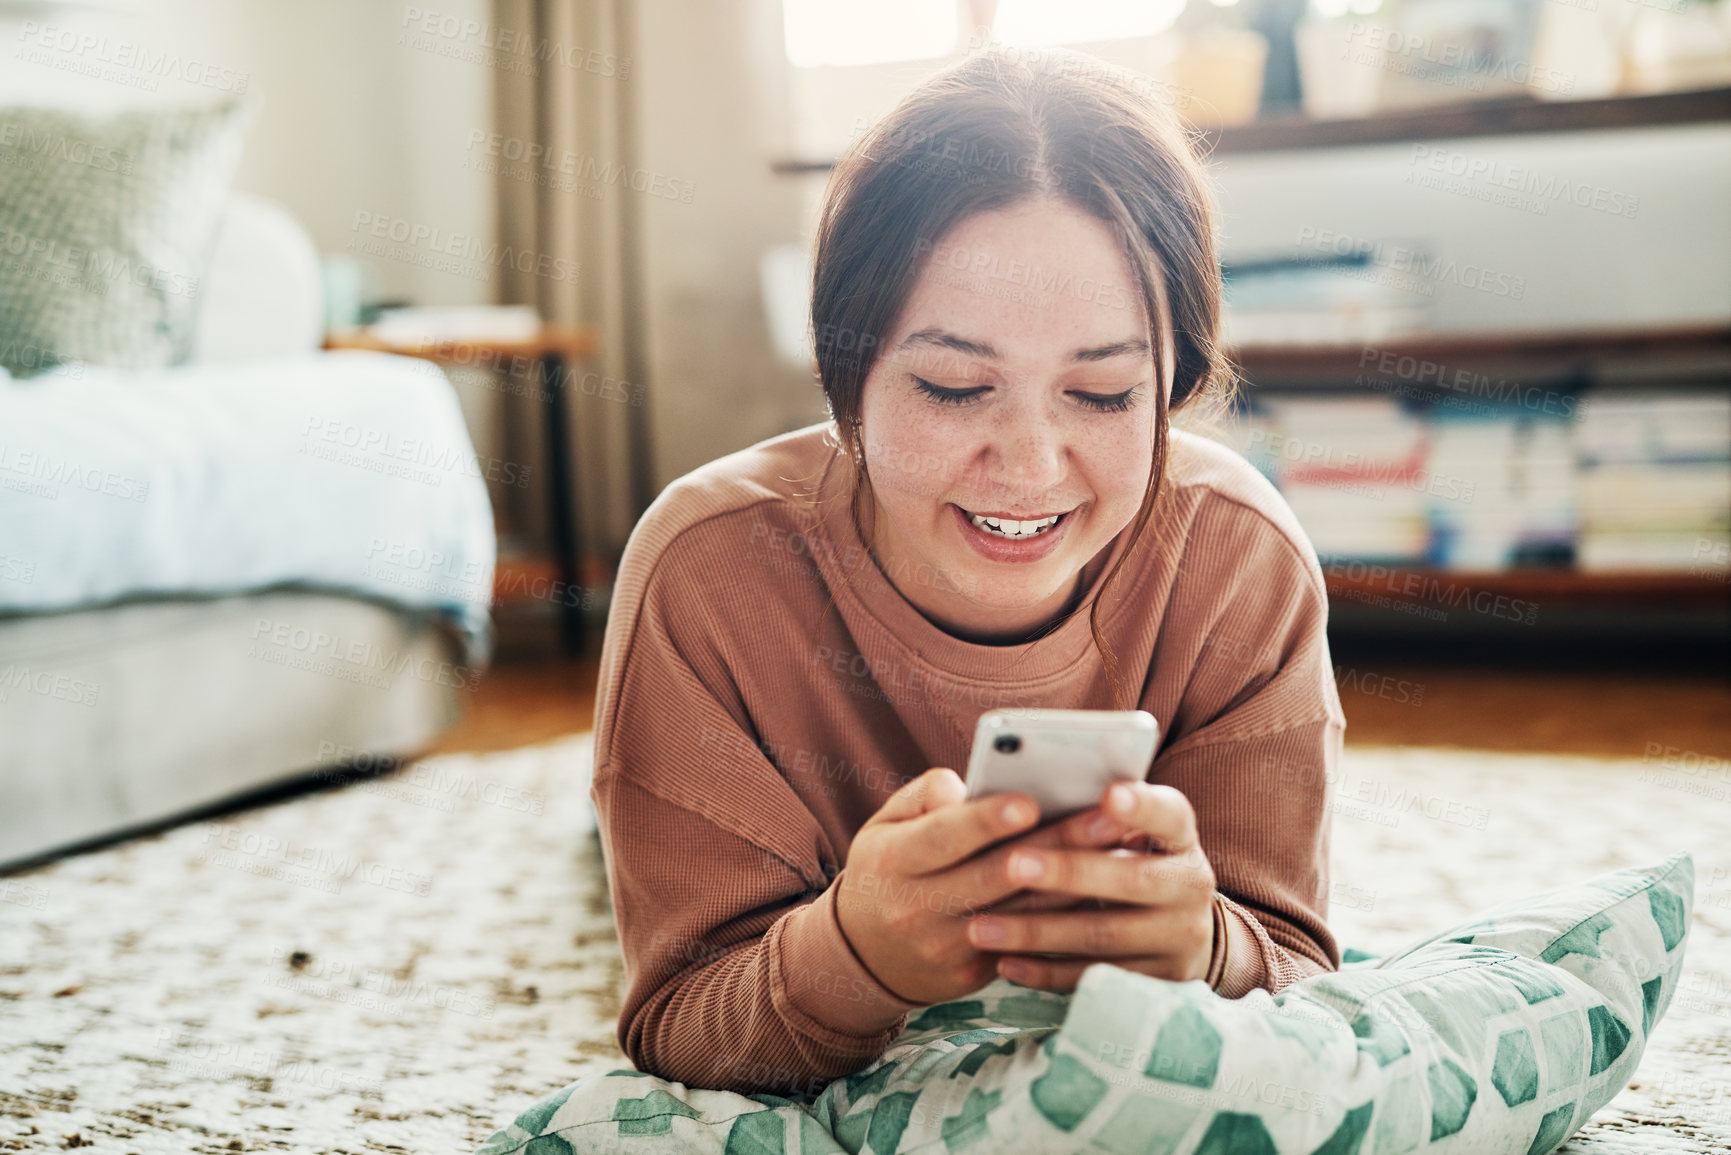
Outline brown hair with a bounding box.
[810,46,1228,708]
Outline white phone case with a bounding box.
[962,708,1160,820]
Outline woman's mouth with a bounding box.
[951,504,1076,562]
[964,510,1065,539]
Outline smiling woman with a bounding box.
[573,46,1346,1104]
[814,54,1227,678]
[854,203,1166,648]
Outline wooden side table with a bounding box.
[324,324,600,654]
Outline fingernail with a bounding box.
[1003,800,1034,826]
[973,919,1005,946]
[1011,853,1044,883]
[1108,784,1135,814]
[1087,813,1118,840]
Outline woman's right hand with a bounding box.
[834,768,1128,1006]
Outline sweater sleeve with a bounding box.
[1182,716,1343,998]
[1152,509,1347,999]
[592,553,922,1094]
[595,774,925,1092]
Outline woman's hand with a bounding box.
[963,781,1218,992]
[834,768,1129,1006]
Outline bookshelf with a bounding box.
[1229,325,1731,387]
[771,87,1731,174]
[1235,327,1730,609]
[770,90,1731,621]
[1202,86,1731,156]
[1322,566,1728,609]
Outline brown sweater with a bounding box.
[591,421,1345,1094]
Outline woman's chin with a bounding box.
[939,575,1085,626]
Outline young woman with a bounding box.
[590,47,1344,1097]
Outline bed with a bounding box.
[0,195,496,869]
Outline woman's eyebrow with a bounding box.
[899,328,1001,359]
[898,329,1151,364]
[1071,339,1151,362]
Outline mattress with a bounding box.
[0,590,470,869]
[0,349,497,663]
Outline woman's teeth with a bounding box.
[968,511,1063,539]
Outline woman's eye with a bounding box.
[912,377,987,406]
[1073,388,1140,413]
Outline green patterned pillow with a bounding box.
[0,99,250,377]
[475,853,1692,1154]
[1058,854,1693,1155]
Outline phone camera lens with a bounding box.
[994,735,1021,755]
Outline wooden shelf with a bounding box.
[325,324,597,362]
[773,86,1731,174]
[1324,566,1730,608]
[1203,86,1731,155]
[1229,324,1731,387]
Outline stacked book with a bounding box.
[1226,389,1729,573]
[1221,252,1432,348]
[1424,404,1577,569]
[1574,392,1731,572]
[1234,395,1431,563]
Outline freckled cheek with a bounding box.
[1079,441,1154,519]
[864,402,969,501]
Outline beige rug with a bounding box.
[0,737,1725,1153]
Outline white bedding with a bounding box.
[0,350,496,660]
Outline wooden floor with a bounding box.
[430,648,1731,763]
[1328,665,1731,759]
[426,655,601,757]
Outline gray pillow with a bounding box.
[0,99,251,377]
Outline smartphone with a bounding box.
[962,708,1160,822]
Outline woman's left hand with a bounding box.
[966,781,1218,992]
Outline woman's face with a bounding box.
[857,198,1173,643]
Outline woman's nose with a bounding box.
[982,404,1066,502]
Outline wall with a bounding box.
[1210,124,1731,334]
[629,0,819,493]
[1,0,497,310]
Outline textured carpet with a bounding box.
[0,737,1726,1154]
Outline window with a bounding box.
[991,0,1187,46]
[780,0,1194,70]
[781,0,958,68]
[1309,0,1385,18]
